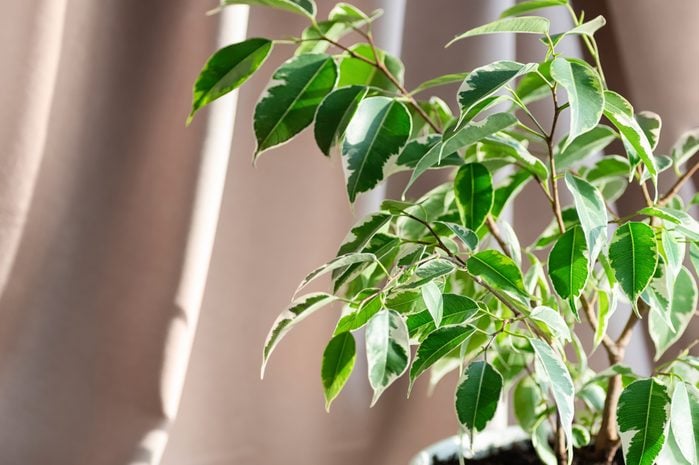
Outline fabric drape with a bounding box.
[0,1,696,465]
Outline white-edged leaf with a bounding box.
[594,288,617,350]
[531,306,571,342]
[421,281,444,327]
[617,378,670,465]
[556,125,617,170]
[455,361,503,444]
[366,309,410,405]
[551,58,604,149]
[564,172,608,266]
[468,250,528,299]
[409,325,476,390]
[314,85,368,156]
[457,61,535,114]
[254,54,337,157]
[531,338,575,464]
[321,331,356,410]
[671,128,699,170]
[261,292,337,377]
[670,382,699,465]
[649,267,698,360]
[296,253,376,296]
[218,0,316,18]
[549,15,606,47]
[342,96,411,202]
[447,16,550,46]
[609,222,658,305]
[436,221,479,251]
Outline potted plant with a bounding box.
[187,1,699,464]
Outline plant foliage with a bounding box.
[190,1,699,464]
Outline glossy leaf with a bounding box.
[649,267,698,360]
[218,0,316,18]
[455,361,503,442]
[321,331,356,410]
[296,252,376,295]
[603,90,657,180]
[254,54,337,156]
[669,383,699,465]
[457,61,534,114]
[447,17,550,46]
[548,225,589,308]
[421,281,443,327]
[531,338,575,464]
[188,38,273,123]
[436,221,479,251]
[564,173,608,265]
[407,294,479,341]
[409,325,476,389]
[609,222,658,304]
[531,306,571,342]
[550,58,604,148]
[594,289,617,350]
[404,112,516,194]
[366,310,410,405]
[314,85,368,156]
[636,111,662,151]
[467,250,528,298]
[262,292,337,377]
[671,128,699,170]
[556,125,617,170]
[342,96,411,202]
[454,163,493,231]
[617,378,670,465]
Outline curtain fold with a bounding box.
[0,1,696,465]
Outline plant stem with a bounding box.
[485,216,511,258]
[658,159,699,206]
[546,88,566,234]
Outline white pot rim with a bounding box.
[409,425,529,465]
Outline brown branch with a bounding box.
[658,159,699,206]
[485,216,511,258]
[546,89,566,234]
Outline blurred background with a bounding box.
[0,1,697,464]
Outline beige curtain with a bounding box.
[0,1,696,465]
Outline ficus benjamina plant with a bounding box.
[188,1,699,464]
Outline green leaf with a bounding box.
[649,267,698,360]
[334,293,382,334]
[435,221,479,251]
[457,61,534,114]
[342,96,411,202]
[480,133,549,181]
[321,331,356,410]
[254,54,337,157]
[407,294,479,341]
[669,382,699,465]
[447,16,550,46]
[671,128,699,170]
[548,225,589,308]
[609,222,658,304]
[443,113,518,155]
[296,252,376,295]
[410,72,470,95]
[421,281,443,327]
[500,0,566,18]
[314,85,368,156]
[409,325,476,389]
[188,38,273,124]
[416,259,456,281]
[513,61,553,105]
[468,250,528,298]
[548,15,606,47]
[603,90,657,181]
[455,361,503,443]
[404,112,516,194]
[550,58,604,148]
[640,206,699,242]
[296,6,374,55]
[337,44,404,92]
[555,125,617,170]
[454,163,493,231]
[395,135,459,171]
[564,173,608,265]
[531,338,575,464]
[617,378,670,465]
[218,0,316,18]
[531,305,571,342]
[335,212,391,257]
[587,155,631,182]
[366,310,410,405]
[514,376,546,432]
[262,292,338,377]
[636,111,662,151]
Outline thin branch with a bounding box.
[485,216,511,258]
[658,159,699,206]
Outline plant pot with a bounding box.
[410,426,530,465]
